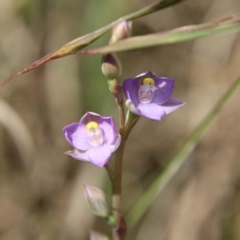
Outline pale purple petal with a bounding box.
[63,123,78,144]
[63,123,91,150]
[138,103,165,120]
[160,98,185,115]
[125,100,139,114]
[152,77,174,104]
[65,149,90,163]
[80,112,101,125]
[87,145,113,167]
[99,116,114,126]
[109,134,121,152]
[99,117,116,143]
[123,78,139,107]
[134,71,150,78]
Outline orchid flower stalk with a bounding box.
[61,17,185,239]
[62,70,184,240]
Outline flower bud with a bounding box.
[101,53,122,79]
[83,184,110,217]
[110,20,132,44]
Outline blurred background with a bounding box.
[0,0,240,239]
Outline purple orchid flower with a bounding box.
[123,71,184,120]
[63,112,121,168]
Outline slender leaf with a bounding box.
[80,15,240,55]
[0,0,184,88]
[126,75,240,229]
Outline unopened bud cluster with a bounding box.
[101,54,122,80]
[101,20,131,80]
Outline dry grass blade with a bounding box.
[0,0,184,89]
[80,14,240,54]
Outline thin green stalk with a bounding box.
[118,103,126,131]
[111,96,127,239]
[126,76,240,229]
[111,113,139,206]
[111,112,140,239]
[111,129,126,240]
[112,130,125,210]
[124,111,140,141]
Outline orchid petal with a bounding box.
[123,78,139,107]
[138,103,165,120]
[63,123,90,150]
[161,98,185,115]
[87,145,112,167]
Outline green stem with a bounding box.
[112,131,125,210]
[111,81,125,210]
[111,112,140,239]
[105,163,114,182]
[124,111,140,141]
[111,128,126,240]
[126,76,240,229]
[111,94,127,239]
[111,111,140,209]
[118,103,125,131]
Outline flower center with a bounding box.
[138,77,156,103]
[86,121,104,147]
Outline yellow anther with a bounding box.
[142,77,155,86]
[86,121,99,131]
